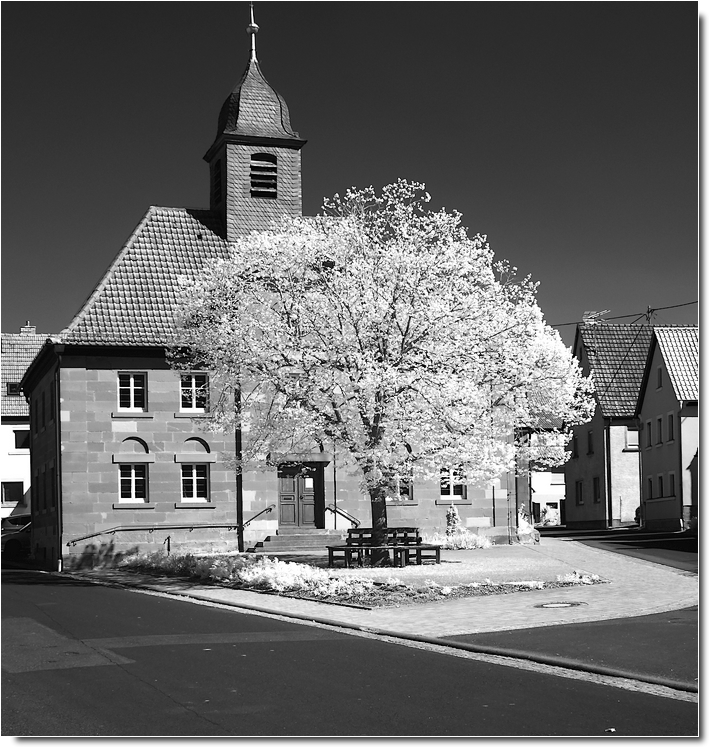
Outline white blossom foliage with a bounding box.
[172,180,594,503]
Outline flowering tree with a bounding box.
[172,181,594,552]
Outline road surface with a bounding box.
[2,569,697,737]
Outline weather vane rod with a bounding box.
[247,1,259,61]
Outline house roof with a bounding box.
[60,207,229,346]
[653,326,698,401]
[2,325,51,417]
[576,323,654,418]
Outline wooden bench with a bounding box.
[327,527,441,568]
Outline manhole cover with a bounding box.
[534,601,587,609]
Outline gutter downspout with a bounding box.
[54,346,63,571]
[604,420,613,527]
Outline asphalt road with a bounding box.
[539,528,698,574]
[1,569,698,737]
[448,530,699,689]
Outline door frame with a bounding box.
[277,462,326,528]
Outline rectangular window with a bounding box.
[41,391,46,427]
[593,477,601,503]
[180,374,209,412]
[1,482,23,504]
[118,373,147,411]
[6,382,20,396]
[645,421,652,448]
[587,431,594,455]
[181,464,209,502]
[440,466,467,499]
[13,430,30,449]
[625,428,639,450]
[571,436,579,458]
[658,474,664,498]
[647,476,653,500]
[667,413,674,441]
[119,464,148,502]
[575,481,584,506]
[656,417,663,444]
[657,367,663,388]
[389,467,414,501]
[669,472,676,496]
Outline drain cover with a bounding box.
[534,601,586,609]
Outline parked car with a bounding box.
[2,514,30,531]
[1,520,31,558]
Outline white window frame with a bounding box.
[625,428,639,450]
[118,372,147,412]
[181,463,210,502]
[180,373,209,413]
[119,464,148,503]
[440,466,467,500]
[1,482,23,504]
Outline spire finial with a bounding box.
[247,2,259,61]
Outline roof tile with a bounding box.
[60,208,229,346]
[654,326,698,401]
[2,329,51,416]
[578,323,654,417]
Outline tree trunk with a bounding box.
[369,483,390,566]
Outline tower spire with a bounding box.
[247,2,259,61]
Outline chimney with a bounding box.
[20,321,36,335]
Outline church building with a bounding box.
[22,14,520,570]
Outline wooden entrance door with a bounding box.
[278,464,323,527]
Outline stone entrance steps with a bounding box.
[248,527,346,553]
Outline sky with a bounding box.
[2,2,697,348]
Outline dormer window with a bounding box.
[250,153,277,199]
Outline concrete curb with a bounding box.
[71,572,699,695]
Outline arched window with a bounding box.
[113,438,152,504]
[250,153,277,199]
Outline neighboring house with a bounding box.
[1,323,49,519]
[635,326,698,532]
[21,24,526,571]
[564,323,653,529]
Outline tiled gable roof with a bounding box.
[654,326,698,401]
[60,207,229,346]
[2,328,51,417]
[215,58,301,142]
[578,323,654,418]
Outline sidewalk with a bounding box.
[68,537,699,692]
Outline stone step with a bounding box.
[248,529,346,553]
[275,527,343,536]
[248,544,333,554]
[259,535,344,546]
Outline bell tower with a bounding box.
[204,4,306,240]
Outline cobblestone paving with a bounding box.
[93,538,697,640]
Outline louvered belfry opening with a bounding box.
[250,153,277,199]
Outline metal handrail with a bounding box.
[325,503,360,527]
[242,504,276,529]
[67,505,277,547]
[67,522,239,547]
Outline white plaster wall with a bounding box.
[0,422,31,517]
